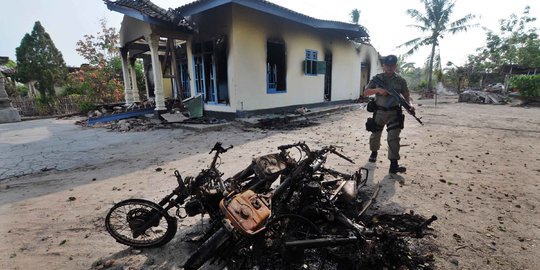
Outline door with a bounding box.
[360,63,370,96]
[324,52,332,101]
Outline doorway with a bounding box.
[360,62,371,96]
[324,52,332,101]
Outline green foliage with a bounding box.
[16,84,29,96]
[509,75,540,97]
[400,0,477,91]
[15,21,67,100]
[417,81,428,90]
[133,59,146,96]
[5,60,17,69]
[456,6,540,90]
[64,65,123,103]
[78,100,97,113]
[75,18,120,66]
[472,6,540,71]
[350,9,360,25]
[398,56,426,91]
[72,18,124,103]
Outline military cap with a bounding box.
[382,55,398,65]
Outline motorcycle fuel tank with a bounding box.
[220,190,271,235]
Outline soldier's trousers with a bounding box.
[369,110,402,160]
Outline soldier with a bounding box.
[364,55,413,174]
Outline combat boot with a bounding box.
[368,151,377,162]
[389,159,406,174]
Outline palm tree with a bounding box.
[350,9,360,25]
[397,55,416,74]
[400,0,477,101]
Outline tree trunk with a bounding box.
[427,42,437,106]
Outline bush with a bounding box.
[16,84,29,97]
[78,100,96,113]
[510,75,540,97]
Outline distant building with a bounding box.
[106,0,382,118]
[0,56,22,123]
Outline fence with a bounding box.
[11,96,91,117]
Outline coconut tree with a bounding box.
[350,9,360,25]
[400,0,477,101]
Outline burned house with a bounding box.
[105,0,382,118]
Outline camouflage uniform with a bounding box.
[366,73,408,161]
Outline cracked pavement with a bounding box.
[0,118,189,181]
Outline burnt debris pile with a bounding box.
[103,142,437,270]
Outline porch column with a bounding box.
[146,34,166,111]
[129,58,141,103]
[186,36,196,98]
[120,48,134,104]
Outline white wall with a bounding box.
[183,4,383,113]
[229,5,372,112]
[119,17,152,47]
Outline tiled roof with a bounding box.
[104,0,195,30]
[0,66,16,75]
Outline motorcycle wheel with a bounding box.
[105,199,177,248]
[183,227,232,270]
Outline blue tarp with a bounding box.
[87,107,155,126]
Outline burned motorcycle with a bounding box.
[104,142,296,248]
[183,142,373,270]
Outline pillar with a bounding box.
[129,58,141,103]
[146,34,166,111]
[120,48,134,104]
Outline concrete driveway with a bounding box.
[0,118,188,180]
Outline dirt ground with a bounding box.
[1,95,539,270]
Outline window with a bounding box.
[305,49,318,76]
[267,41,287,93]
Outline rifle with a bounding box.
[371,76,424,125]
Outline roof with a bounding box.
[0,66,15,75]
[104,0,195,31]
[175,0,370,40]
[500,64,540,75]
[0,57,15,75]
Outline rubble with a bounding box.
[458,89,508,104]
[77,116,161,132]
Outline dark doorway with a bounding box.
[192,37,229,104]
[360,62,371,96]
[266,41,287,92]
[324,52,333,101]
[175,45,191,99]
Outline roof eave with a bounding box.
[176,0,369,39]
[106,3,172,28]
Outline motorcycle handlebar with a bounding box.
[209,142,233,154]
[277,142,310,152]
[277,143,354,164]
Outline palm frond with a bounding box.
[398,37,423,49]
[406,9,427,23]
[407,24,430,32]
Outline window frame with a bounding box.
[305,49,318,76]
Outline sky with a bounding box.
[1,0,539,68]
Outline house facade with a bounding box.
[106,0,382,118]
